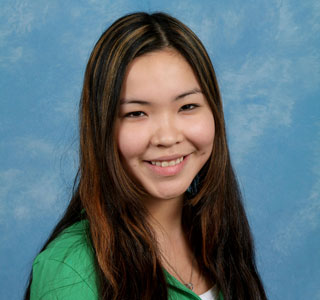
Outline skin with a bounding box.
[117,49,215,203]
[116,48,215,294]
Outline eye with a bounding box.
[124,111,146,118]
[179,104,199,111]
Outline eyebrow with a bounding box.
[120,88,202,105]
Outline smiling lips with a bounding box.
[145,155,188,176]
[150,156,184,167]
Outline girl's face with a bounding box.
[116,49,215,202]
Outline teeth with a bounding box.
[151,156,184,167]
[162,161,169,167]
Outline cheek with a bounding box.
[187,112,215,151]
[117,123,149,162]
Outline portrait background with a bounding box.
[0,1,319,299]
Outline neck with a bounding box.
[145,195,185,241]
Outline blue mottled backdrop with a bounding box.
[1,1,319,299]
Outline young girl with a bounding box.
[25,12,267,300]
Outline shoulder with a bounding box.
[30,220,99,300]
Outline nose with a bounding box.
[150,115,183,147]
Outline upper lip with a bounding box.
[145,154,188,162]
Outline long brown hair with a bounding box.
[25,12,267,300]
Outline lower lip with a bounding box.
[145,155,189,177]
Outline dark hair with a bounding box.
[25,12,267,300]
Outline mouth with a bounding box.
[147,156,185,168]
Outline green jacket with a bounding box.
[30,220,223,300]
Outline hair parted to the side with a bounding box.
[24,12,267,300]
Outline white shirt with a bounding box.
[199,285,218,300]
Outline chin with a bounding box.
[150,188,187,201]
[141,177,193,201]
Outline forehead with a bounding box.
[120,49,200,100]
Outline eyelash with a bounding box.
[123,111,146,118]
[179,104,199,111]
[123,104,199,118]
